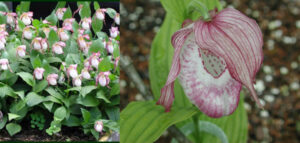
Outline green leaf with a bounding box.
[62,115,81,127]
[110,84,120,96]
[81,108,91,124]
[0,115,7,129]
[160,0,188,22]
[17,72,34,86]
[55,1,66,10]
[8,113,21,121]
[102,119,120,132]
[120,101,198,143]
[76,94,100,107]
[25,92,44,107]
[92,15,103,33]
[106,8,117,18]
[89,38,104,55]
[32,19,40,30]
[45,87,64,101]
[45,12,58,25]
[0,2,9,12]
[93,2,100,10]
[43,101,54,112]
[48,29,59,48]
[96,90,110,103]
[33,80,48,93]
[105,107,119,121]
[81,85,97,97]
[46,57,62,63]
[0,83,16,98]
[78,2,91,18]
[18,2,30,13]
[6,123,21,136]
[98,57,112,72]
[54,106,67,121]
[63,7,72,20]
[91,129,100,140]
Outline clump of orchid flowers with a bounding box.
[0,2,119,139]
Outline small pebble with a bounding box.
[260,110,269,118]
[291,61,298,69]
[263,65,273,74]
[290,82,299,91]
[268,20,282,30]
[264,95,275,103]
[254,80,265,93]
[271,88,280,95]
[280,67,289,75]
[265,75,273,82]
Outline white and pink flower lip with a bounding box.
[96,71,110,87]
[58,28,69,41]
[56,8,67,20]
[34,67,45,80]
[23,26,34,39]
[32,37,42,50]
[6,12,17,25]
[157,8,264,118]
[16,45,26,57]
[0,59,11,71]
[106,40,114,54]
[114,13,120,25]
[67,64,78,79]
[20,12,33,25]
[81,17,92,30]
[81,68,91,79]
[47,73,59,86]
[94,121,103,133]
[89,52,101,69]
[52,41,66,55]
[62,18,75,31]
[96,8,106,20]
[72,75,82,87]
[109,27,119,38]
[42,27,50,38]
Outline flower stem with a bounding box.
[187,0,210,21]
[193,113,201,142]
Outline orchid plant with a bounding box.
[121,0,263,143]
[0,2,119,141]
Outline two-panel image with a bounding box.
[0,0,299,143]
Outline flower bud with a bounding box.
[94,121,103,133]
[72,75,82,87]
[52,41,65,55]
[20,12,33,25]
[114,13,120,25]
[34,68,45,80]
[81,68,91,79]
[56,8,67,20]
[96,9,106,20]
[81,17,92,30]
[96,71,110,86]
[67,64,78,78]
[110,27,119,38]
[16,45,26,57]
[0,59,9,70]
[47,74,58,86]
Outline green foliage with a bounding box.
[30,112,46,130]
[63,7,72,20]
[0,2,8,12]
[6,123,21,136]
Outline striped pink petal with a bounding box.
[194,8,263,108]
[156,25,193,112]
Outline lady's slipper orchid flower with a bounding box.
[81,17,92,30]
[56,8,67,20]
[0,33,7,50]
[47,74,58,86]
[96,71,110,86]
[20,12,33,25]
[157,8,264,118]
[57,28,69,41]
[16,45,26,57]
[32,37,42,50]
[81,68,91,79]
[67,64,78,79]
[94,121,103,133]
[89,52,101,69]
[52,41,66,55]
[6,12,17,25]
[106,40,114,54]
[23,26,33,39]
[110,27,119,38]
[41,38,48,51]
[114,13,120,25]
[62,18,75,31]
[96,9,106,20]
[0,24,5,31]
[34,68,45,80]
[0,59,11,71]
[72,75,82,87]
[42,27,50,38]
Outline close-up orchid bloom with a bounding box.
[106,40,114,54]
[67,64,78,79]
[81,17,92,30]
[81,68,91,79]
[52,41,66,55]
[110,27,119,38]
[0,58,11,71]
[47,73,59,86]
[56,8,67,20]
[32,37,42,50]
[114,13,120,25]
[23,26,33,39]
[89,52,101,69]
[62,18,75,31]
[33,67,45,80]
[20,12,33,25]
[94,121,103,133]
[96,71,111,87]
[16,45,26,57]
[72,75,82,87]
[157,8,263,118]
[57,28,70,41]
[6,12,17,25]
